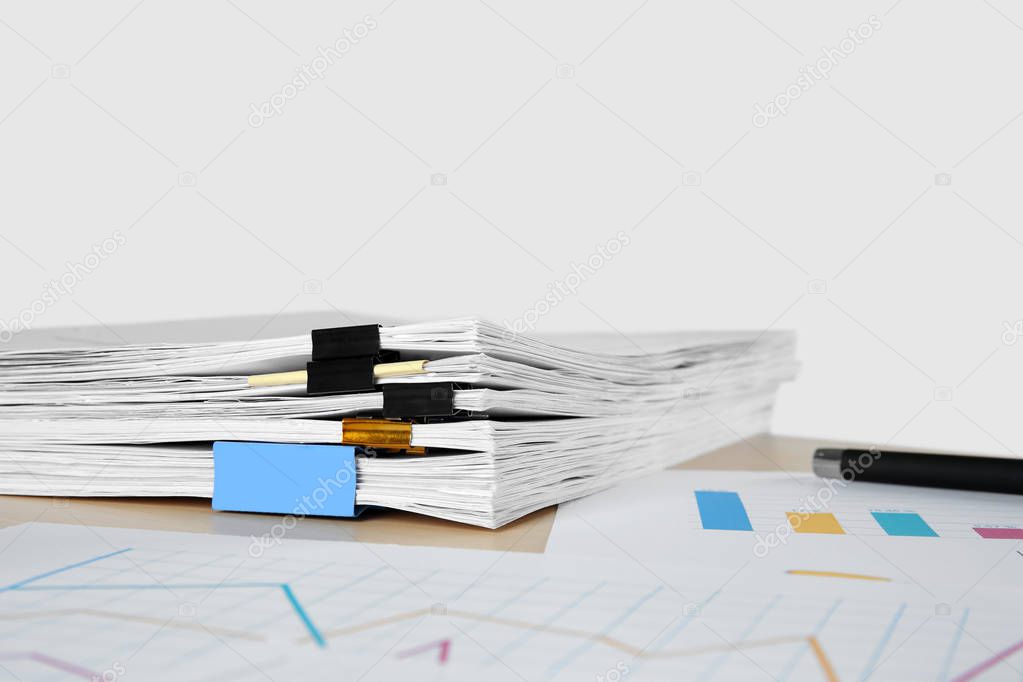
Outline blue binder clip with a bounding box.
[212,441,362,518]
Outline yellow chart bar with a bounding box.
[786,570,891,582]
[786,512,845,534]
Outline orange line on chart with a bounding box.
[808,635,839,682]
[787,570,891,582]
[1,604,840,680]
[306,608,840,681]
[0,608,265,641]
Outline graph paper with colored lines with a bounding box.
[2,523,1023,681]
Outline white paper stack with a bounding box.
[0,318,797,527]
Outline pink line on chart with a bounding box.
[0,651,98,679]
[396,638,451,664]
[951,638,1023,682]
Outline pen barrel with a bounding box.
[818,448,1023,495]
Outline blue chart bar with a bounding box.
[871,512,938,537]
[695,491,753,531]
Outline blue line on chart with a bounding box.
[317,568,438,637]
[307,566,388,612]
[697,594,782,681]
[859,602,906,681]
[494,581,607,662]
[629,589,725,678]
[1,548,133,592]
[486,577,550,617]
[937,608,970,682]
[778,598,842,681]
[548,585,664,676]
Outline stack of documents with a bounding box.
[0,318,797,527]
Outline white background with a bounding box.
[1,1,1022,455]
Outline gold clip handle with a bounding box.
[341,418,425,454]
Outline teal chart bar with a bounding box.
[871,511,938,537]
[694,491,753,531]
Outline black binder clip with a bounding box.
[382,383,456,418]
[305,349,401,395]
[311,324,381,361]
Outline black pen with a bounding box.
[813,448,1023,495]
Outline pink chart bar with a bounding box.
[973,527,1023,539]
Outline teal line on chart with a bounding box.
[7,579,325,649]
[15,583,282,591]
[859,602,906,681]
[161,566,378,666]
[281,584,325,648]
[1,548,132,591]
[938,608,970,682]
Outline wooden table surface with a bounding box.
[0,434,840,553]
